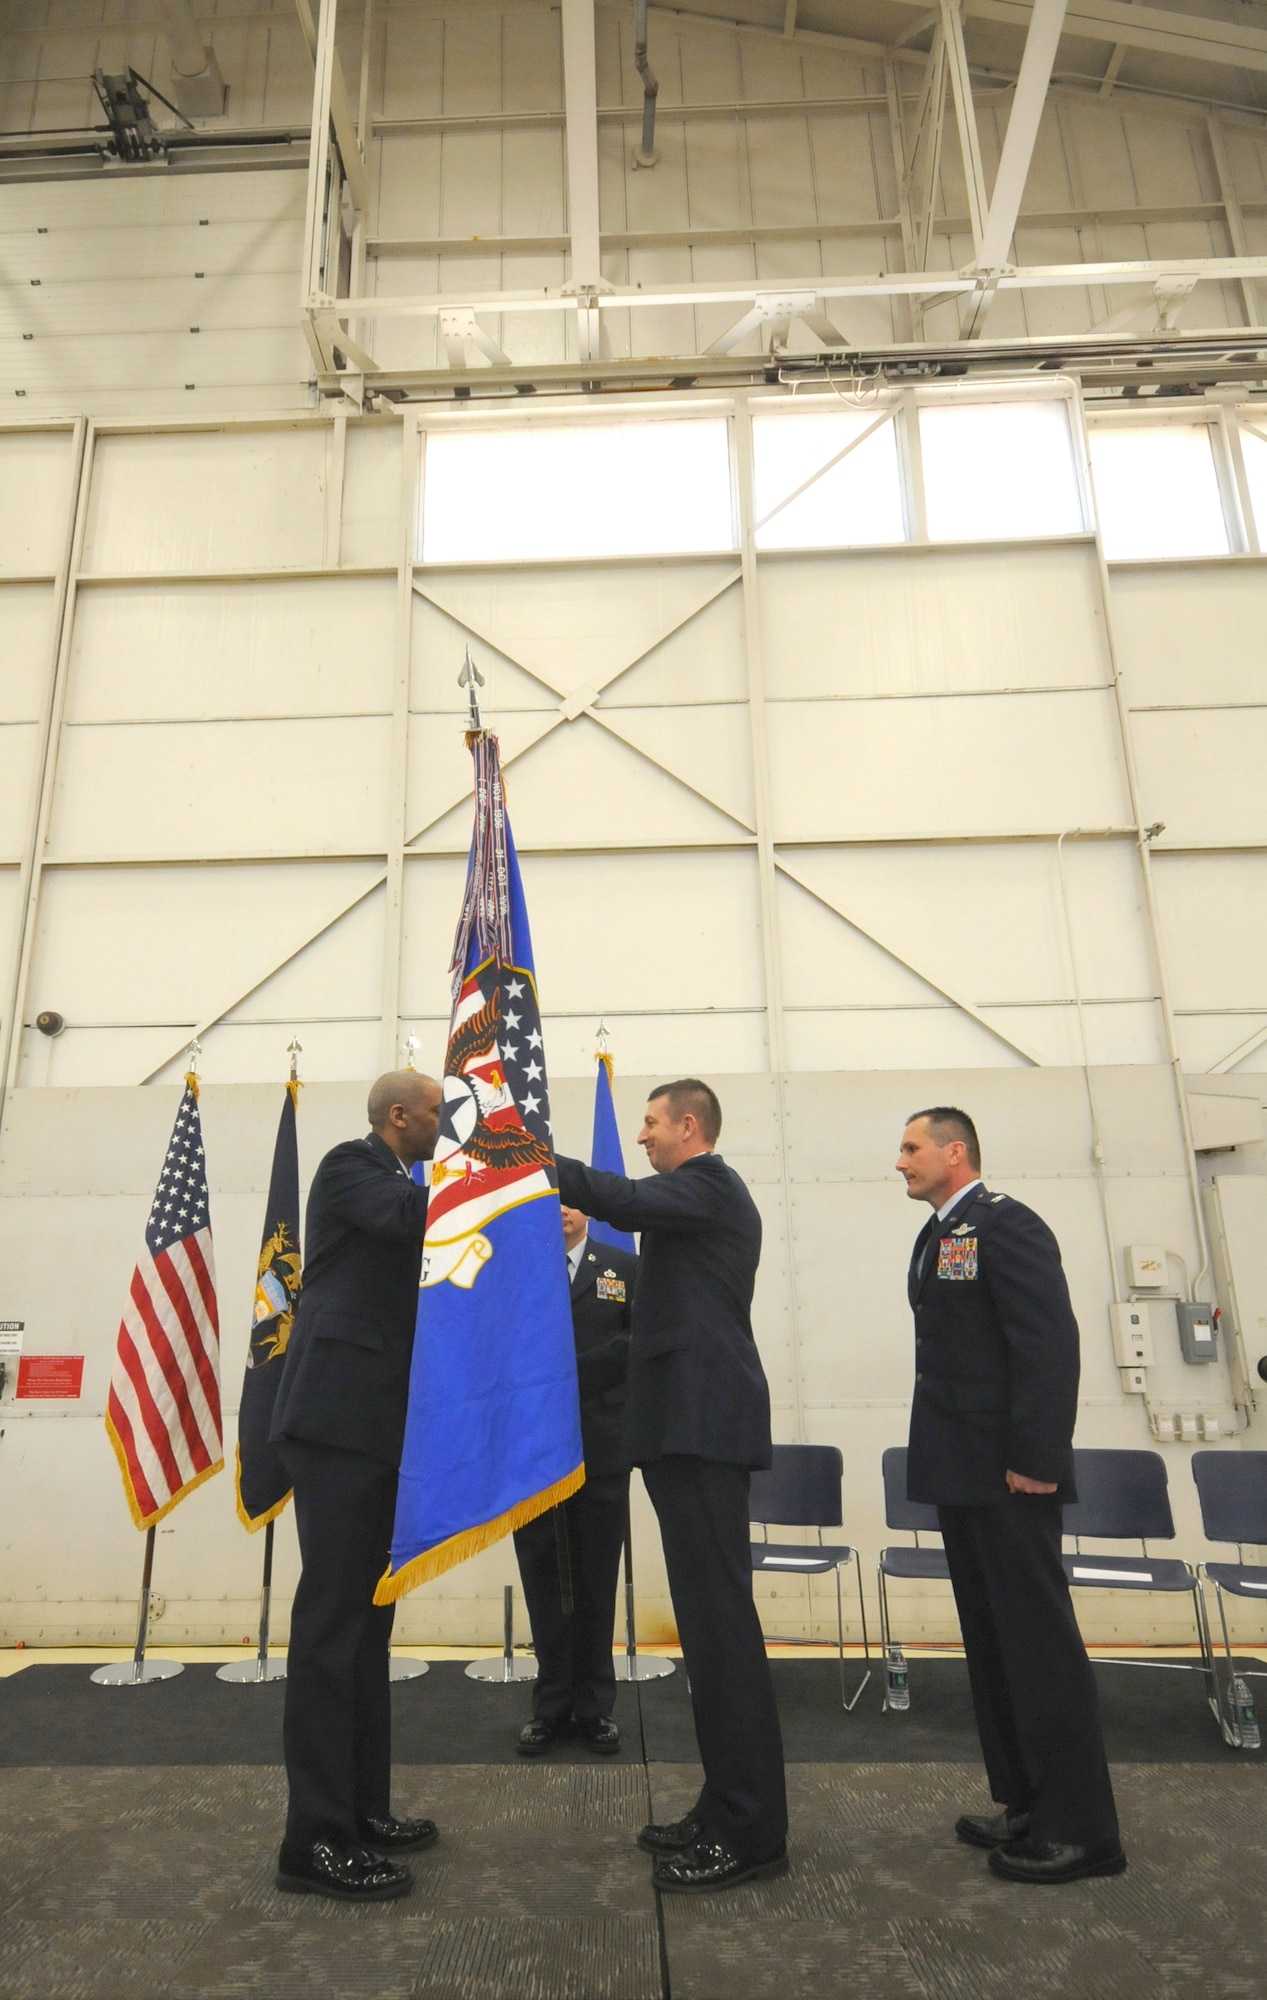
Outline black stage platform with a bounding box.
[0,1659,1263,1999]
[0,1657,1243,1766]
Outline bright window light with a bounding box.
[751,409,906,549]
[920,399,1084,541]
[419,420,735,562]
[1088,425,1230,560]
[1238,417,1267,547]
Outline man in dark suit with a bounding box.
[897,1105,1124,1885]
[270,1068,442,1904]
[556,1079,787,1894]
[513,1205,638,1757]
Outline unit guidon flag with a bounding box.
[106,1075,223,1529]
[376,731,582,1601]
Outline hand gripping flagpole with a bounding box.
[92,1040,208,1689]
[594,1024,674,1685]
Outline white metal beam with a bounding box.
[562,0,603,360]
[940,0,989,256]
[978,0,1069,271]
[331,252,1267,325]
[294,0,369,221]
[1208,114,1265,328]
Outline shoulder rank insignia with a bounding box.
[990,1194,1006,1204]
[937,1235,978,1281]
[596,1269,626,1303]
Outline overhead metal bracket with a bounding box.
[439,308,511,369]
[707,291,849,356]
[1093,274,1198,334]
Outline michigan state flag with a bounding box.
[376,732,582,1601]
[235,1083,301,1529]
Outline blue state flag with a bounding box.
[587,1054,636,1255]
[376,732,582,1601]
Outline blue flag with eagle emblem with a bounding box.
[235,1081,301,1529]
[376,731,582,1600]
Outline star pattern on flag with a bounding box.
[145,1091,211,1254]
[496,967,554,1147]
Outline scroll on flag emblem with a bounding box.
[106,1072,223,1529]
[235,1076,301,1530]
[376,723,582,1601]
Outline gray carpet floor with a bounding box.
[1,1759,1264,1998]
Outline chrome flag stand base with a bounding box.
[612,1528,675,1681]
[217,1657,287,1683]
[465,1585,538,1683]
[217,1519,287,1683]
[92,1527,185,1686]
[389,1655,430,1681]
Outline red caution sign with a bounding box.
[16,1355,84,1400]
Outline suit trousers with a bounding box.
[642,1455,787,1863]
[514,1471,629,1726]
[277,1437,398,1849]
[939,1496,1119,1849]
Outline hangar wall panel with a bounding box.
[0,381,1265,1642]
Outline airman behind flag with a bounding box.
[375,730,582,1601]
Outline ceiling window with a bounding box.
[1088,424,1230,560]
[751,408,907,550]
[920,399,1085,542]
[419,419,736,563]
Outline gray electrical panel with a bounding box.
[1176,1301,1218,1365]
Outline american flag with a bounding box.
[105,1077,223,1529]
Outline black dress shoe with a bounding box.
[572,1716,620,1755]
[517,1719,562,1756]
[637,1814,704,1856]
[988,1836,1127,1884]
[652,1837,789,1893]
[276,1839,412,1902]
[955,1808,1031,1849]
[356,1812,439,1853]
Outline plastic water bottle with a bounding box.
[1228,1677,1261,1750]
[885,1643,910,1712]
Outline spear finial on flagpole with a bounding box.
[401,1034,420,1071]
[184,1037,203,1095]
[595,1019,610,1058]
[458,644,485,734]
[287,1037,302,1082]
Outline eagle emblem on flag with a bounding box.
[425,966,556,1290]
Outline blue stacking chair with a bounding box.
[1061,1450,1204,1696]
[1191,1450,1267,1748]
[876,1446,956,1707]
[749,1444,871,1710]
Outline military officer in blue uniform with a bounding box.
[513,1206,638,1756]
[897,1105,1125,1886]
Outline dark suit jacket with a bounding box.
[570,1238,638,1480]
[270,1132,429,1468]
[905,1184,1080,1507]
[555,1152,771,1471]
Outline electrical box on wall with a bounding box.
[1126,1244,1167,1289]
[1177,1301,1218,1364]
[1109,1302,1155,1369]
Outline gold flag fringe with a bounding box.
[233,1441,293,1533]
[105,1407,223,1531]
[373,1461,586,1606]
